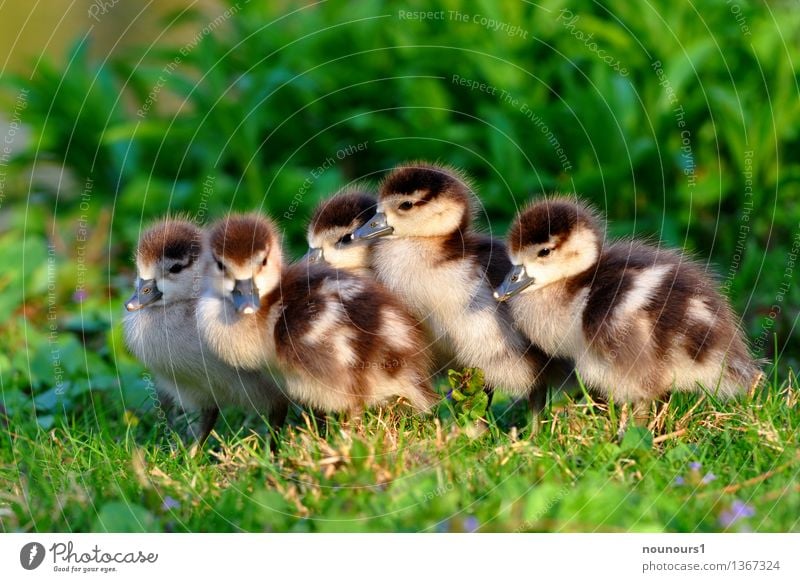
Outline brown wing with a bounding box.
[470,233,513,289]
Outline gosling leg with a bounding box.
[307,409,328,437]
[485,386,495,410]
[528,386,547,436]
[267,400,289,453]
[189,407,219,457]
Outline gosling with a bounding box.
[123,219,288,445]
[305,187,377,274]
[494,197,762,418]
[352,162,554,411]
[197,213,437,415]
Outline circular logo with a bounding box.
[20,542,46,570]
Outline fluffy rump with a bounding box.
[274,262,435,411]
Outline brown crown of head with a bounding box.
[380,161,473,203]
[209,213,276,264]
[309,189,377,236]
[137,219,202,265]
[508,197,603,254]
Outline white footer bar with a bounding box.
[2,533,798,581]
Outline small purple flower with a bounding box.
[73,289,88,303]
[464,515,479,532]
[719,499,755,528]
[673,476,685,486]
[689,461,702,471]
[161,496,180,511]
[702,472,716,484]
[446,389,453,401]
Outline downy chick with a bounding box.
[495,197,762,413]
[352,162,553,409]
[306,188,467,385]
[123,219,288,444]
[197,213,437,415]
[305,187,377,275]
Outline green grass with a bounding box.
[1,0,799,534]
[2,372,797,533]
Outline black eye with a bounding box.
[169,263,184,274]
[337,233,353,245]
[538,248,551,258]
[262,257,268,266]
[216,260,224,271]
[398,201,414,211]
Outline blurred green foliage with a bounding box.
[0,0,798,425]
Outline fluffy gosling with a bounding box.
[123,219,288,445]
[197,213,437,415]
[305,187,377,274]
[353,162,556,412]
[495,197,762,420]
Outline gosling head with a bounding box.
[352,162,474,241]
[305,188,376,270]
[494,197,603,301]
[125,219,203,311]
[207,213,283,315]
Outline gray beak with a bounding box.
[125,278,163,311]
[352,212,393,240]
[232,278,260,314]
[493,265,534,302]
[304,247,324,264]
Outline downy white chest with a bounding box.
[372,237,536,392]
[510,282,589,359]
[372,238,471,320]
[123,300,280,410]
[196,294,280,371]
[123,301,202,377]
